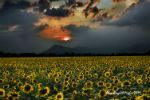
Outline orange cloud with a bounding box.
[34,11,101,41]
[40,26,71,41]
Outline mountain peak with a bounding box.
[44,45,89,54]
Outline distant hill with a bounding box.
[43,45,150,56]
[44,45,90,54]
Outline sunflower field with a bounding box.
[0,56,150,100]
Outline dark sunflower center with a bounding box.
[18,83,22,86]
[0,80,3,83]
[65,78,69,81]
[57,95,62,98]
[64,87,67,90]
[100,91,105,96]
[66,75,69,77]
[99,82,103,85]
[40,89,47,95]
[4,86,8,88]
[107,84,110,87]
[11,93,18,97]
[73,83,77,87]
[115,80,118,83]
[25,85,31,91]
[124,82,129,85]
[87,83,91,86]
[8,96,14,100]
[143,96,149,100]
[0,91,3,95]
[84,90,88,93]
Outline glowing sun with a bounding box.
[63,37,71,41]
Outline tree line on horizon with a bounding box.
[0,50,150,57]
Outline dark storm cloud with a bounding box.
[38,0,73,17]
[65,25,89,36]
[68,25,150,54]
[106,1,150,30]
[0,9,37,26]
[0,0,31,11]
[45,8,72,17]
[0,0,71,17]
[0,7,53,53]
[38,0,50,12]
[83,0,100,17]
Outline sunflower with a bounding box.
[21,83,33,94]
[127,72,132,77]
[6,95,15,100]
[85,71,89,75]
[113,79,120,85]
[71,79,76,83]
[72,90,78,95]
[32,79,37,84]
[105,83,112,89]
[0,79,4,84]
[63,86,69,91]
[141,94,150,100]
[100,77,106,82]
[98,90,106,98]
[65,74,70,78]
[38,87,50,97]
[130,77,135,81]
[112,86,119,91]
[78,74,84,80]
[0,88,5,98]
[146,76,150,81]
[71,82,78,88]
[105,72,110,77]
[64,77,69,82]
[48,73,53,79]
[63,81,70,86]
[88,74,92,78]
[93,73,98,79]
[121,80,131,88]
[85,81,93,87]
[54,73,59,78]
[55,78,61,84]
[3,84,10,89]
[97,81,104,87]
[37,83,42,88]
[82,88,93,96]
[7,91,20,99]
[17,82,23,88]
[136,79,143,84]
[110,76,116,81]
[55,92,64,100]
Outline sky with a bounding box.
[0,0,149,54]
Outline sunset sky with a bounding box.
[0,0,150,53]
